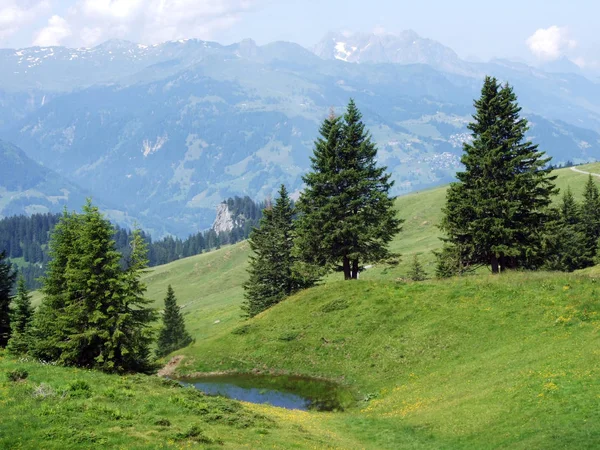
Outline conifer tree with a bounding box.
[0,250,16,347]
[543,187,590,272]
[408,254,427,281]
[440,77,557,273]
[243,185,316,317]
[296,101,403,280]
[105,227,157,372]
[156,285,192,357]
[30,201,156,372]
[7,277,34,355]
[580,175,600,257]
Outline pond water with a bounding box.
[177,374,352,412]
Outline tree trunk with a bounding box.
[351,259,359,279]
[343,256,351,280]
[491,255,499,274]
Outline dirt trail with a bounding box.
[571,167,600,178]
[157,355,184,377]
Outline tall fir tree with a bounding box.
[30,209,80,362]
[30,201,155,372]
[7,277,34,355]
[243,185,316,317]
[580,175,600,257]
[296,101,403,280]
[104,227,157,372]
[440,77,558,273]
[156,285,192,357]
[0,250,16,347]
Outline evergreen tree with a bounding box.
[296,101,403,280]
[440,77,557,273]
[156,285,192,357]
[0,250,16,347]
[104,227,157,372]
[543,188,591,272]
[408,254,427,281]
[580,175,600,257]
[6,277,33,355]
[243,185,316,317]
[30,201,156,372]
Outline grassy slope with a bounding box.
[8,164,600,448]
[177,272,600,449]
[0,355,360,449]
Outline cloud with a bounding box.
[526,25,577,61]
[33,15,72,46]
[0,0,50,42]
[27,0,258,47]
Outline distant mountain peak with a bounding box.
[96,38,138,51]
[313,30,469,74]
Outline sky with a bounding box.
[0,0,598,68]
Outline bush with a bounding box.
[155,418,171,427]
[67,380,92,398]
[6,369,28,382]
[175,425,216,443]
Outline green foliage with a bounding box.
[543,188,592,272]
[156,285,193,358]
[441,77,558,273]
[580,175,600,255]
[67,380,93,398]
[242,185,317,318]
[30,201,156,373]
[6,368,28,382]
[6,277,34,355]
[0,250,17,347]
[296,101,403,280]
[407,254,427,281]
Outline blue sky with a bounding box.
[0,0,597,67]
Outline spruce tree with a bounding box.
[296,101,403,280]
[156,285,192,357]
[243,185,316,317]
[440,77,557,273]
[580,175,600,257]
[0,251,16,347]
[408,255,427,281]
[543,188,590,272]
[104,227,157,372]
[7,277,34,355]
[30,201,156,372]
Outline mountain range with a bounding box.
[1,30,599,237]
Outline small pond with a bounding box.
[176,374,353,412]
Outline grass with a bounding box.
[175,272,600,448]
[0,354,363,449]
[9,162,600,448]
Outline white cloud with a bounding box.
[526,25,577,61]
[33,15,72,46]
[26,0,258,48]
[0,0,50,42]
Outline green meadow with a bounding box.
[4,164,600,449]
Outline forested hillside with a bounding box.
[0,195,262,289]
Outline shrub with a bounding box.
[6,369,28,382]
[175,425,215,443]
[67,379,92,398]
